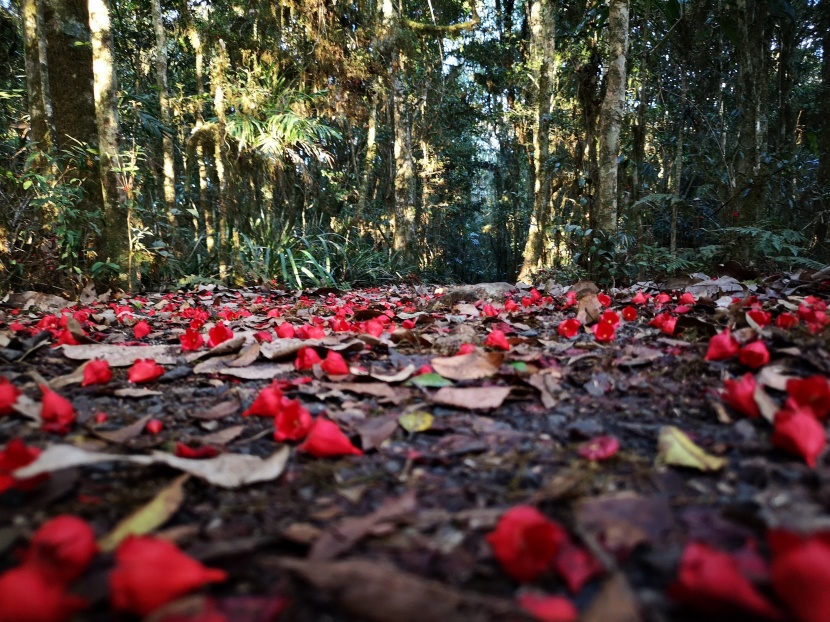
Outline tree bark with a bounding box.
[818,0,830,257]
[21,0,54,150]
[211,40,231,281]
[88,0,131,287]
[151,0,176,223]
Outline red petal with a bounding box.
[82,359,112,386]
[484,329,510,350]
[276,322,296,339]
[297,418,362,457]
[0,565,88,622]
[295,346,322,370]
[577,435,619,461]
[274,399,314,442]
[557,319,581,339]
[771,537,830,622]
[133,320,152,339]
[552,540,604,593]
[518,593,578,622]
[24,515,98,584]
[772,402,827,467]
[174,443,220,459]
[0,439,47,493]
[786,375,830,420]
[40,386,76,435]
[704,329,740,361]
[738,341,770,369]
[723,373,761,418]
[110,536,227,616]
[485,505,566,582]
[320,351,350,375]
[207,322,234,348]
[242,384,284,417]
[0,378,21,415]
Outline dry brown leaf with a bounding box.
[199,424,245,446]
[369,365,416,383]
[430,351,503,381]
[62,344,181,366]
[576,293,603,325]
[355,415,399,451]
[50,361,89,389]
[15,444,290,489]
[190,400,239,421]
[753,385,779,424]
[527,372,560,409]
[757,364,796,392]
[321,382,410,405]
[431,386,511,410]
[227,342,260,367]
[259,338,305,360]
[94,414,154,444]
[309,490,418,561]
[581,573,642,622]
[113,388,163,398]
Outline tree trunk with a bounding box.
[21,0,54,150]
[151,0,176,223]
[518,0,554,283]
[596,0,630,235]
[671,70,686,254]
[88,0,131,287]
[211,40,231,281]
[818,0,830,257]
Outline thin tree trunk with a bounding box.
[211,41,231,280]
[351,88,379,230]
[151,0,176,223]
[671,70,686,254]
[21,0,54,150]
[88,0,131,287]
[817,0,830,257]
[596,0,630,235]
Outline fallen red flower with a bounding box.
[621,305,637,321]
[486,505,566,582]
[679,292,696,305]
[145,418,164,435]
[597,293,611,307]
[179,328,205,351]
[577,435,619,461]
[592,320,615,342]
[738,341,771,369]
[274,399,314,442]
[722,373,761,418]
[631,292,648,304]
[253,330,273,343]
[484,329,511,350]
[747,309,772,327]
[0,377,21,414]
[23,515,98,584]
[552,540,604,593]
[109,535,227,616]
[174,443,221,459]
[133,320,152,339]
[776,312,798,329]
[297,418,363,457]
[242,383,284,417]
[770,534,830,622]
[772,400,827,467]
[786,375,830,420]
[456,342,477,355]
[504,299,521,313]
[0,438,47,493]
[128,359,165,384]
[482,303,500,317]
[0,565,88,622]
[320,350,350,375]
[207,321,234,348]
[40,386,76,435]
[295,346,323,370]
[518,593,578,622]
[704,328,740,361]
[276,322,296,339]
[557,319,581,339]
[667,541,784,620]
[82,359,112,386]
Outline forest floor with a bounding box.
[1,273,830,622]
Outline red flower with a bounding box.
[621,306,637,321]
[295,346,323,370]
[361,319,385,337]
[518,593,578,622]
[776,313,798,329]
[592,320,616,342]
[297,418,363,457]
[668,541,784,619]
[254,330,273,343]
[456,343,477,356]
[597,293,611,307]
[772,400,827,467]
[562,291,577,308]
[786,375,830,420]
[655,292,672,306]
[484,329,510,350]
[274,399,314,442]
[679,292,696,305]
[207,321,234,348]
[705,328,740,361]
[723,373,761,418]
[133,320,151,339]
[0,439,47,494]
[320,351,350,375]
[482,303,499,317]
[600,309,620,328]
[770,536,830,622]
[242,383,285,417]
[145,419,164,435]
[40,386,76,435]
[23,515,98,584]
[738,341,770,369]
[174,443,220,459]
[401,319,416,329]
[0,565,88,622]
[557,319,581,339]
[109,536,227,616]
[552,540,604,593]
[127,359,165,384]
[276,322,296,339]
[54,329,79,346]
[0,377,21,415]
[747,309,772,327]
[577,435,619,461]
[631,292,648,305]
[485,505,566,582]
[179,328,205,351]
[504,299,521,313]
[82,359,112,387]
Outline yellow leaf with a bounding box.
[98,474,189,552]
[657,426,726,472]
[398,412,434,433]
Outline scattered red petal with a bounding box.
[456,343,477,355]
[786,375,830,420]
[109,536,227,616]
[776,312,799,329]
[0,377,21,415]
[552,540,604,593]
[597,293,611,307]
[577,435,619,461]
[631,292,648,304]
[704,328,740,361]
[254,330,273,343]
[145,419,164,435]
[320,351,350,375]
[0,438,47,493]
[0,565,88,622]
[274,399,314,442]
[207,321,234,348]
[770,535,830,622]
[738,341,770,369]
[747,309,772,327]
[772,400,827,467]
[518,593,578,622]
[94,412,109,424]
[23,515,98,584]
[504,299,520,313]
[486,505,566,582]
[668,541,784,619]
[297,418,362,457]
[295,346,323,370]
[679,292,696,305]
[723,373,761,418]
[82,359,112,386]
[127,359,165,384]
[174,443,221,459]
[482,303,499,317]
[133,320,152,339]
[484,329,510,350]
[40,386,76,435]
[276,322,296,339]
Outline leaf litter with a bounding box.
[1,274,830,621]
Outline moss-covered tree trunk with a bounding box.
[596,0,629,235]
[21,0,54,150]
[88,0,131,288]
[818,0,830,258]
[151,0,176,224]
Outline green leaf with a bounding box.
[408,373,454,388]
[398,411,434,433]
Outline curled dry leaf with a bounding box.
[430,351,503,381]
[432,386,512,410]
[657,426,726,472]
